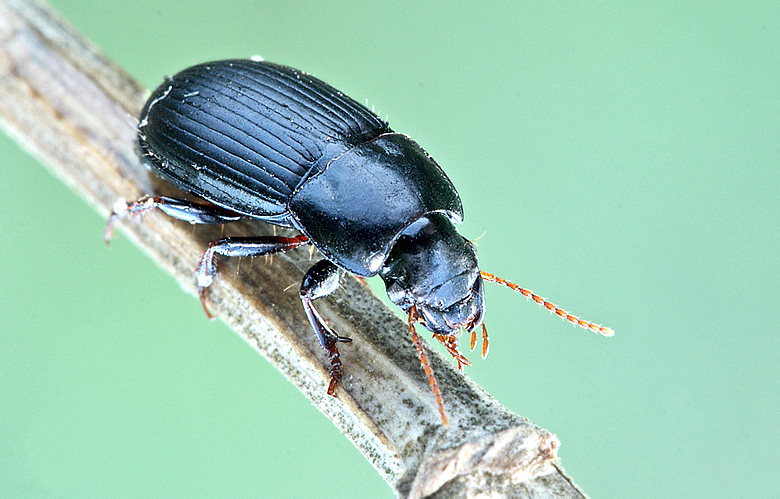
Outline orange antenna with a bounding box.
[480,271,614,337]
[408,305,448,425]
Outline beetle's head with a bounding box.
[381,213,484,336]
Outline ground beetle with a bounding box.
[106,59,612,424]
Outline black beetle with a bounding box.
[106,59,612,424]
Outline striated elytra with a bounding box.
[107,59,612,425]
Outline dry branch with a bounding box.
[0,1,585,496]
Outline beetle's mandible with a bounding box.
[106,59,613,425]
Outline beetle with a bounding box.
[106,59,612,424]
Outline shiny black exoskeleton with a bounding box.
[108,59,615,424]
[107,59,484,421]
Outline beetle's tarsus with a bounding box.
[326,345,344,396]
[103,196,141,245]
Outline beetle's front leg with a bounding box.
[299,260,352,396]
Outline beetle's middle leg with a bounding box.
[196,235,309,317]
[299,260,352,396]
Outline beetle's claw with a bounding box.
[199,286,217,320]
[104,216,117,247]
[327,376,340,397]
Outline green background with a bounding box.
[2,1,778,497]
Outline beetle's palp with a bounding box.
[481,323,489,359]
[433,333,470,371]
[480,271,614,337]
[468,323,490,359]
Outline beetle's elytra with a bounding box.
[107,59,612,425]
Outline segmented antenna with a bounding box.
[409,305,448,425]
[480,271,614,337]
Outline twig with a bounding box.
[0,1,585,496]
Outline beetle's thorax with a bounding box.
[289,133,463,277]
[380,213,484,336]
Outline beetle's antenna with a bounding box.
[480,271,614,337]
[409,305,448,426]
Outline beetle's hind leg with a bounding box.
[299,260,352,396]
[104,195,244,244]
[196,235,309,318]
